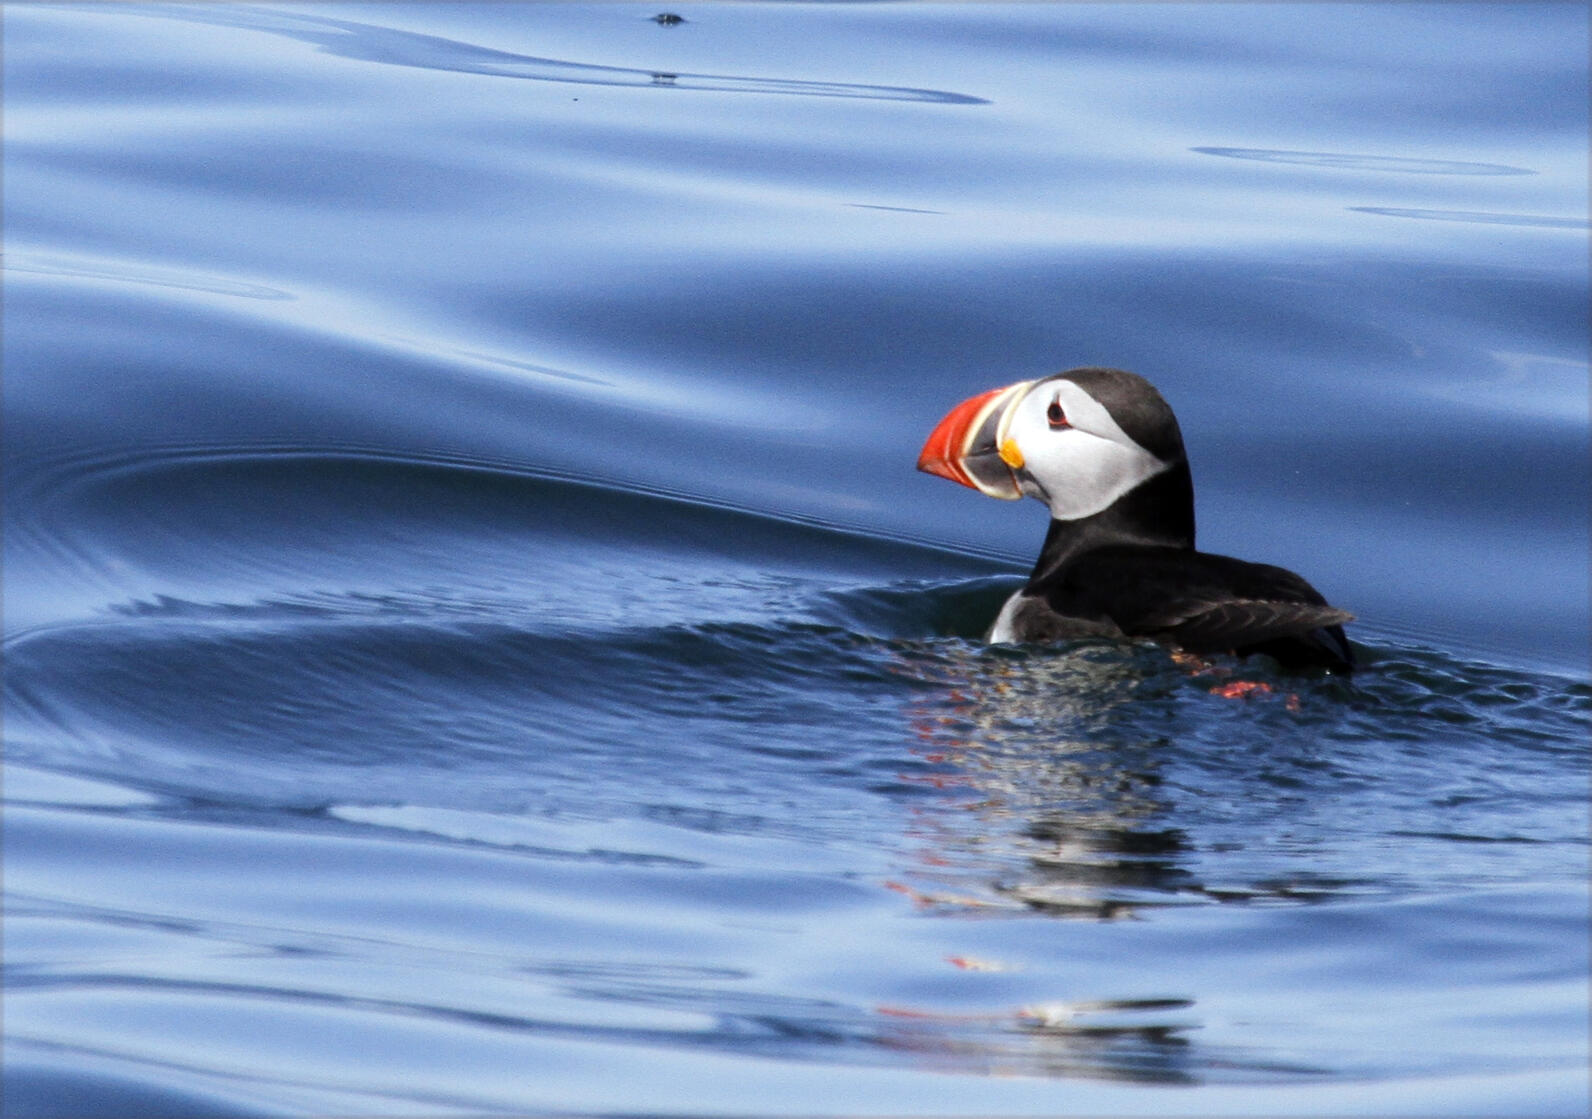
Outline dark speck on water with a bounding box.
[3,3,1587,1116]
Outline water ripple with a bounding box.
[140,4,989,104]
[1191,147,1535,175]
[1349,206,1589,229]
[2,253,293,301]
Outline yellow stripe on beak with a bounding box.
[998,438,1024,470]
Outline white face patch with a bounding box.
[998,379,1169,520]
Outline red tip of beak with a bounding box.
[917,385,1011,489]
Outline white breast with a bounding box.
[986,589,1028,644]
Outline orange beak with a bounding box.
[916,382,1028,500]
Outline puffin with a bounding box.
[918,367,1354,671]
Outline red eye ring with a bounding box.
[1046,400,1069,428]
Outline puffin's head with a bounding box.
[917,367,1187,520]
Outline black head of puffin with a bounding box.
[918,367,1187,521]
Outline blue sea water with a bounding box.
[3,2,1589,1114]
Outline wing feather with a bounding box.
[1037,545,1356,669]
[1140,597,1355,651]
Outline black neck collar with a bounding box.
[1026,461,1196,586]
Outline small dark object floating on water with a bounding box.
[918,367,1355,671]
[652,12,685,25]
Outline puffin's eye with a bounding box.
[1046,400,1069,428]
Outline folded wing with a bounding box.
[1045,546,1356,670]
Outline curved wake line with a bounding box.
[1349,206,1588,230]
[1191,147,1535,176]
[3,439,1023,609]
[135,4,990,105]
[13,442,1585,681]
[57,440,1021,562]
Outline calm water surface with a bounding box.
[4,3,1589,1115]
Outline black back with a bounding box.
[1015,368,1354,671]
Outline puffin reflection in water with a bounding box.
[919,367,1354,672]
